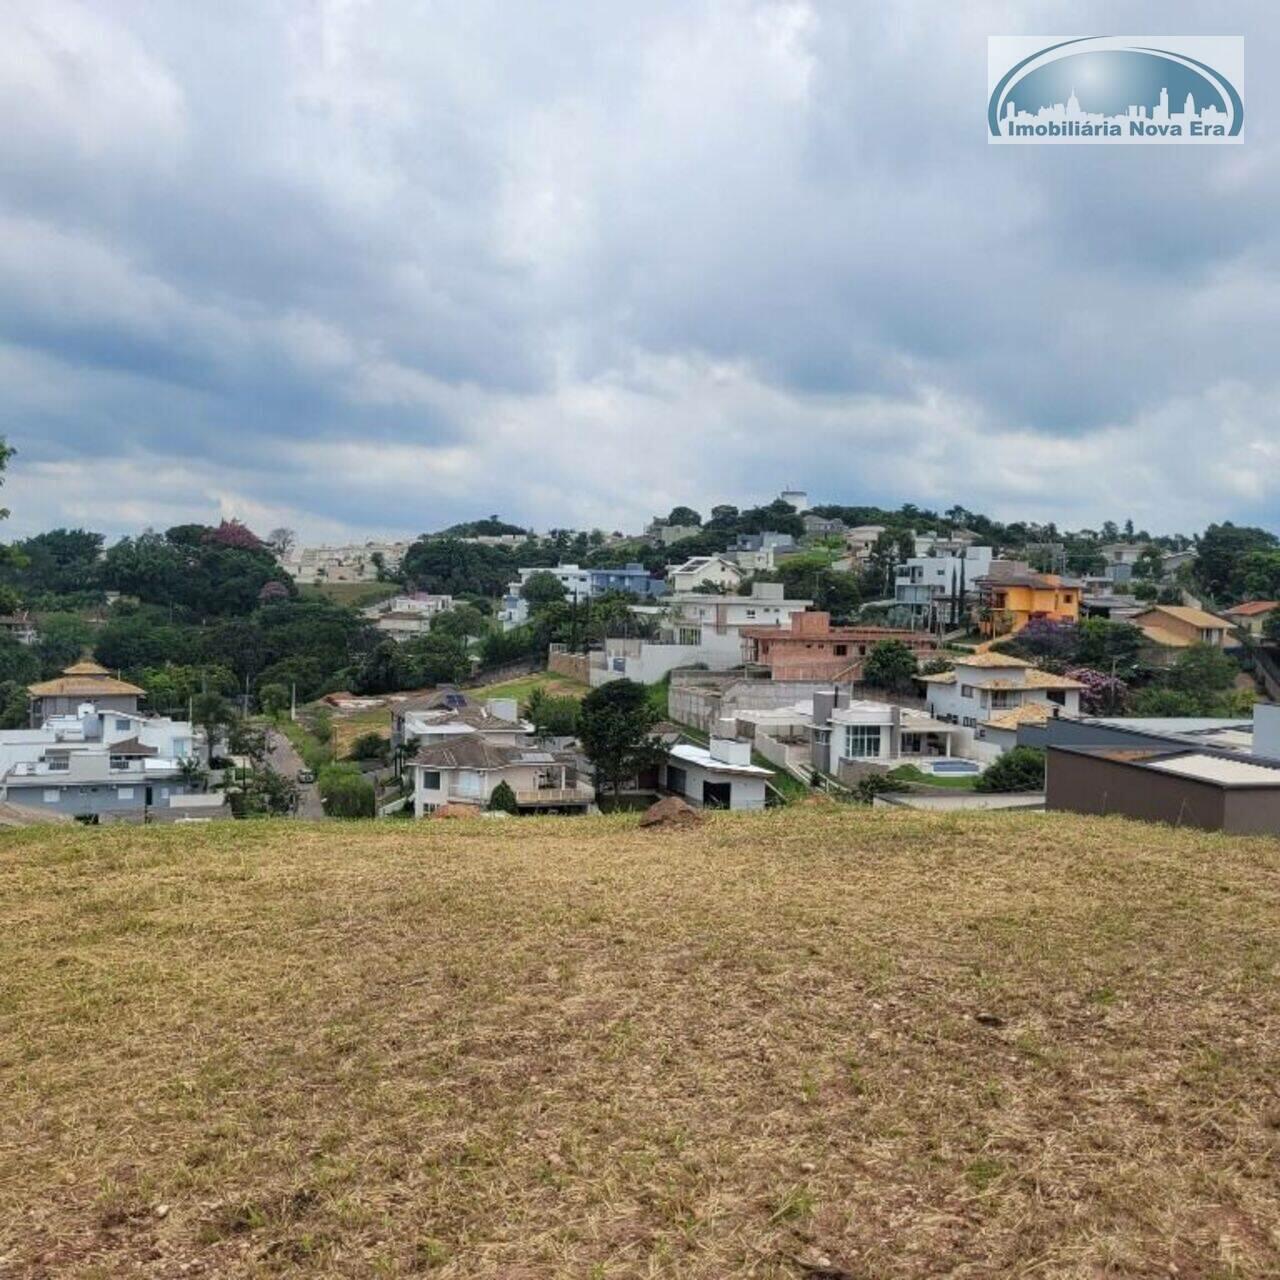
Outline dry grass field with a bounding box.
[1,809,1278,1278]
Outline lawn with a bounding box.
[2,810,1278,1277]
[466,670,591,707]
[298,581,399,609]
[889,762,981,791]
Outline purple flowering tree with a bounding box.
[1064,666,1129,715]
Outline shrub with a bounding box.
[348,731,391,763]
[488,780,519,814]
[975,747,1045,793]
[318,764,376,818]
[852,773,909,805]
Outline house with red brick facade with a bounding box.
[739,611,937,683]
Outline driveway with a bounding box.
[267,729,327,819]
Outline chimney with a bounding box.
[812,689,835,727]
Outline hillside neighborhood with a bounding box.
[2,486,1279,834]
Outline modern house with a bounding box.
[411,737,593,816]
[739,611,937,682]
[27,661,145,725]
[808,689,961,779]
[894,546,994,628]
[1221,600,1278,639]
[0,704,200,822]
[727,531,797,574]
[392,691,532,751]
[1131,605,1231,654]
[660,728,773,810]
[921,651,1083,760]
[591,583,812,686]
[499,563,666,630]
[362,593,454,641]
[976,564,1082,638]
[666,555,744,594]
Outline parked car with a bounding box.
[297,769,315,784]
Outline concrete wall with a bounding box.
[548,650,591,683]
[3,778,191,820]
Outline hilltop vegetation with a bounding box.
[1,809,1278,1277]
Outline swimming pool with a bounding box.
[919,759,982,775]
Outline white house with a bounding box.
[920,652,1083,761]
[393,692,532,751]
[591,583,812,686]
[0,705,201,821]
[661,727,773,810]
[412,737,593,815]
[362,593,454,641]
[807,689,962,776]
[283,540,410,584]
[894,546,994,626]
[666,555,744,594]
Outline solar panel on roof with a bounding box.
[443,693,467,708]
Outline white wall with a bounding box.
[661,759,768,810]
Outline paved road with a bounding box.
[266,729,327,819]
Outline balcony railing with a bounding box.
[513,785,595,807]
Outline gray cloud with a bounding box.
[1,0,1276,542]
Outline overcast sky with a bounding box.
[2,1,1276,543]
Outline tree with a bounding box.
[257,580,291,605]
[577,679,663,797]
[530,695,579,737]
[1265,611,1280,646]
[1195,523,1277,602]
[975,747,1045,793]
[319,763,376,818]
[520,571,567,608]
[488,780,519,814]
[1168,643,1238,699]
[192,692,234,759]
[347,732,390,763]
[665,506,702,527]
[258,682,290,720]
[862,639,919,692]
[265,528,296,558]
[205,519,263,551]
[1129,687,1201,717]
[1064,666,1128,715]
[32,613,93,677]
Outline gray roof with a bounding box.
[413,738,574,771]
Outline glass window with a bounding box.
[843,725,882,759]
[960,684,975,698]
[422,770,442,790]
[117,787,134,800]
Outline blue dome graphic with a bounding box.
[989,40,1243,137]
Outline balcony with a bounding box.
[513,784,595,808]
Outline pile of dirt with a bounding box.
[433,803,483,820]
[638,796,703,829]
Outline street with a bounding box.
[266,728,327,819]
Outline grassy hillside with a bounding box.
[1,810,1278,1278]
[297,581,399,609]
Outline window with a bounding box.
[962,716,976,728]
[45,757,69,773]
[1047,690,1066,706]
[115,718,131,732]
[960,684,975,699]
[843,725,882,759]
[43,789,60,803]
[110,756,130,771]
[422,770,442,790]
[117,787,134,800]
[834,644,848,656]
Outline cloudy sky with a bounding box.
[2,1,1276,543]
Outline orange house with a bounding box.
[977,571,1081,639]
[740,611,937,682]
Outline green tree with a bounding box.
[347,731,390,763]
[258,682,290,720]
[319,763,376,818]
[1129,687,1201,717]
[975,747,1045,793]
[1168,643,1238,699]
[33,613,94,677]
[520,571,568,608]
[1264,611,1280,646]
[862,639,919,692]
[530,694,579,737]
[665,506,702,527]
[192,692,233,759]
[577,679,663,797]
[488,780,519,813]
[1194,523,1277,602]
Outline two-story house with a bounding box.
[976,565,1082,638]
[666,555,744,594]
[894,546,995,628]
[921,652,1083,760]
[27,661,145,725]
[740,611,937,682]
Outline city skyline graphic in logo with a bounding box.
[988,37,1243,144]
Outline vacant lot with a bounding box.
[1,810,1278,1278]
